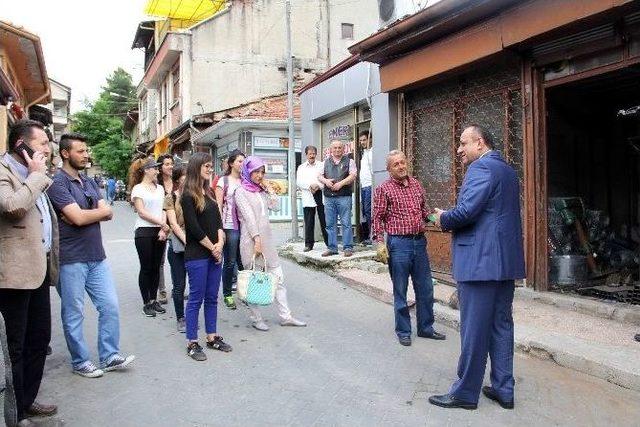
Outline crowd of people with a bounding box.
[4,118,637,426]
[127,150,307,362]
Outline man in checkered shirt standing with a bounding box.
[372,150,446,347]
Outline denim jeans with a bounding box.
[324,195,353,252]
[361,186,372,242]
[387,235,435,338]
[222,229,241,297]
[185,257,222,341]
[167,241,186,320]
[57,260,120,368]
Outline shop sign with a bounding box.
[328,124,352,140]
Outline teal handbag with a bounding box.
[237,254,276,305]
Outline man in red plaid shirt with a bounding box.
[372,150,445,346]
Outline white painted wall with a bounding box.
[327,0,380,66]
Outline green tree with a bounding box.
[71,68,137,179]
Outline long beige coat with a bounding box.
[0,158,59,289]
[235,187,280,270]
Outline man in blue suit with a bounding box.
[429,125,525,410]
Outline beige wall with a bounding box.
[327,0,380,67]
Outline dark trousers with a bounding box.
[134,227,166,304]
[222,229,242,298]
[0,280,51,421]
[449,280,515,404]
[303,191,328,248]
[167,241,186,320]
[360,186,372,242]
[387,235,435,338]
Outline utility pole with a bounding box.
[285,0,299,238]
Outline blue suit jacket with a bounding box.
[440,151,525,282]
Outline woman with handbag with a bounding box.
[235,156,307,331]
[164,164,187,333]
[214,149,245,310]
[181,153,232,361]
[128,158,170,318]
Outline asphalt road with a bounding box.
[35,202,640,426]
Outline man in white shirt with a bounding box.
[359,131,373,245]
[296,146,328,252]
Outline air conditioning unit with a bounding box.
[378,0,437,28]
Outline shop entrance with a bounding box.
[546,67,640,305]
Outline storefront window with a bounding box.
[321,110,354,159]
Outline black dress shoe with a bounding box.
[635,333,640,342]
[482,386,514,409]
[428,393,477,410]
[303,246,313,252]
[398,336,412,346]
[417,331,446,340]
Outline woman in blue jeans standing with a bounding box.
[214,150,245,310]
[164,164,187,332]
[180,152,232,361]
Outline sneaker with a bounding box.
[158,291,168,304]
[231,284,237,293]
[73,362,104,378]
[206,336,233,352]
[187,342,207,361]
[252,320,270,331]
[151,301,166,314]
[143,304,156,317]
[102,354,136,372]
[280,317,307,327]
[343,250,353,257]
[177,318,186,333]
[321,250,339,257]
[224,296,237,310]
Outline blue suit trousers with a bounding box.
[449,280,515,404]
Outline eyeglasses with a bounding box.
[84,192,95,208]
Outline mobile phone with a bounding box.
[16,141,35,159]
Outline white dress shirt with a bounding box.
[359,148,373,188]
[296,160,324,208]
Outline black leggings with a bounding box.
[134,227,166,304]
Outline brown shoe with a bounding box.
[321,250,338,257]
[26,401,58,417]
[303,246,312,252]
[344,250,353,257]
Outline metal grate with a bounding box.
[405,62,525,215]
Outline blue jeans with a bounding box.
[185,257,222,341]
[387,235,435,338]
[324,195,353,252]
[57,260,120,368]
[361,186,372,241]
[167,241,186,320]
[222,229,241,297]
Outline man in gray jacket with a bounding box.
[0,120,59,425]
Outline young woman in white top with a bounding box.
[214,150,245,310]
[128,158,170,317]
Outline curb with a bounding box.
[328,266,640,392]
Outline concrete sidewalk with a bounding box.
[280,241,640,392]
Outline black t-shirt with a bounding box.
[180,192,223,261]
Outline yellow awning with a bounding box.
[144,0,226,26]
[153,134,170,159]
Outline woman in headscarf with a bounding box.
[234,156,307,331]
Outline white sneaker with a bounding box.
[252,320,270,331]
[73,361,104,378]
[102,354,136,372]
[280,317,307,327]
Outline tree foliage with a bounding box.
[71,68,137,179]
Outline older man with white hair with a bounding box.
[318,140,357,257]
[372,150,445,347]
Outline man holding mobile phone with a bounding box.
[47,133,135,379]
[0,119,59,423]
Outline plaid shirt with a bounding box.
[372,176,429,242]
